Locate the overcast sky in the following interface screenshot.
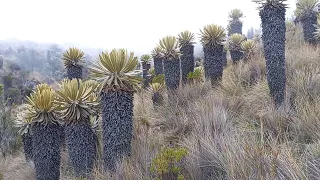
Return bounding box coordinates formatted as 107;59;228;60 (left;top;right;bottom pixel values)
0;0;296;53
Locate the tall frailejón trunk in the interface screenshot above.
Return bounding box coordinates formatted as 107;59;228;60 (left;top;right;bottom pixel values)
203;45;224;86
101;90;134;171
230;21;242;35
222;50;227;67
180;44;195;84
300;12;317;45
260;5;286;107
65;120;97;178
153;57;164;75
67;66;82;80
163;59;180;91
32;123;63;180
230;50;243;64
142;63;151;88
22;132;33;164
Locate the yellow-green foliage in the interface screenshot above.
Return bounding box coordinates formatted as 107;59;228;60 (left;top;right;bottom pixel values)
199;24;226;46
159;36;180;60
229;33;246;50
149;67;155;76
148;74;165;93
90;49;142;92
177;30;195;47
141;54;152;64
187;67;204;84
62;47;85;68
228;9;244;21
55;79;99;123
241;40;256;60
296;0;319;12
151;146;188;180
25;84;59;125
151;46;163;58
151;74;165;84
253;0;288;9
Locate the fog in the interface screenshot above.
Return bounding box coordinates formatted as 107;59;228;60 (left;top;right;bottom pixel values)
0;0;296;54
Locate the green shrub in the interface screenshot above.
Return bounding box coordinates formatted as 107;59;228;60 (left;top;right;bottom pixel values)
151;146;188;180
187;67;203;84
0;84;21;157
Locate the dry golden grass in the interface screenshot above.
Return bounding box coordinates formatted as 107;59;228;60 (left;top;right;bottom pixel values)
0;152;35;180
1;26;320;180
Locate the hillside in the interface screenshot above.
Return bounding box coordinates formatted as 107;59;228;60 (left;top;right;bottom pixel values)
0;23;319;180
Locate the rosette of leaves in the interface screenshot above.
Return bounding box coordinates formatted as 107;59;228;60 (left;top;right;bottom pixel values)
314;25;320;40
15;105;33;165
62;47;85;79
151;46;164;75
228;9;244;35
149;67;155;76
178;31;195;84
140;54;152;88
199;24;226;86
253;0;287;107
25;84;63;180
296;0;319;45
187;66;204;84
55;79;98;178
140;54;152;65
89;114;101;159
89;49;142;171
84;79;101;93
241;39;256;61
313;14;320;40
228;33;245;63
148;74;165;107
159;36;181;92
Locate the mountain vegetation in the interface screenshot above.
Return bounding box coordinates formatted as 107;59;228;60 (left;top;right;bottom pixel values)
1;1;320;180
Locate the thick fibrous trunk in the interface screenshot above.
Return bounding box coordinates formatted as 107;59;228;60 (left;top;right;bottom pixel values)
163;59;180;91
230;50;243;63
152;92;164;107
230;20;243;35
260;5;286;107
300;12;317;45
22;132;33;163
222;51;227;67
32;123;63;180
64;66;83;150
101;91;134;171
142;63;151;87
153;57;164;75
65;121;97;178
67;66;82;80
203;45;224;86
180;44;195;84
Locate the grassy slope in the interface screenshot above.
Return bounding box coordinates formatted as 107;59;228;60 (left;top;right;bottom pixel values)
1;26;320;180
